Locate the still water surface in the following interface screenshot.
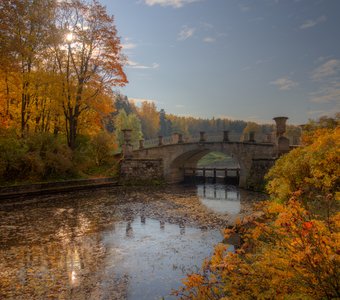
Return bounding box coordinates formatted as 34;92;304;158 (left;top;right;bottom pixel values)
0;184;265;299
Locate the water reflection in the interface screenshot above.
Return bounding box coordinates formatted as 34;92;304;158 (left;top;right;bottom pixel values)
0;188;228;300
197;184;241;214
103;217;225;300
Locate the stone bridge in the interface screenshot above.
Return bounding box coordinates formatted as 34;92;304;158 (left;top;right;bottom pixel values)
120;117;295;188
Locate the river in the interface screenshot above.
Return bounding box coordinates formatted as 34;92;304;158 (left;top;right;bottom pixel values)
0;184;267;299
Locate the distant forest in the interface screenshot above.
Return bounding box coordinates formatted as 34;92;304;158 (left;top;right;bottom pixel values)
110;94;301;144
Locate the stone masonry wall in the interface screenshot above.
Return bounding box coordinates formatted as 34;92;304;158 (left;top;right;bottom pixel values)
120;159;164;182
246;158;276;191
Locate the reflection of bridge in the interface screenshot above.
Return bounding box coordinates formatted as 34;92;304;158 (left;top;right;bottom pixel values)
120;117;296;188
197;184;241;214
184;167;240;184
197;185;240;201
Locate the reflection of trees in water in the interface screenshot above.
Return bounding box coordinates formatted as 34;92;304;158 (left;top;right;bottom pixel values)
160;220;165;230
126;221;134;238
125;215;188;236
0;199;131;299
0;229;131;299
0;187;237;299
179;223;186;235
0;234;108;298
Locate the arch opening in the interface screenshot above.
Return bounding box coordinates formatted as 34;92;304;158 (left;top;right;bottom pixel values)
168;149;243;185
190;151;240;184
197;151;239;169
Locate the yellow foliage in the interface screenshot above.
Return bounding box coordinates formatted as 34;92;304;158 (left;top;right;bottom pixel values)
176;125;340;299
176;199;340;299
266;127;339;211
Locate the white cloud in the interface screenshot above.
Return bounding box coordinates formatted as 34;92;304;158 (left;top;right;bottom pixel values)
249;17;265;23
307;110;326;116
255;56;274;65
316;56;331;63
310;59;340;105
310;82;340;103
129;98;158;105
201;22;213;29
127;60;160;69
143;0;200;8
122;43;137;50
270;77;299;90
300;15;326;30
307;106;340;118
239;3;250;12
178;26;195;41
311;59;340;81
203;37;215;43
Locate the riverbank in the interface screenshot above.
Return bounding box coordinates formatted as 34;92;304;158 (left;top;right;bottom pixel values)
0;177;118;200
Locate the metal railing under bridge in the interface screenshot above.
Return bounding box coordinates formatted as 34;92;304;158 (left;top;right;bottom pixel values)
183;167;241;185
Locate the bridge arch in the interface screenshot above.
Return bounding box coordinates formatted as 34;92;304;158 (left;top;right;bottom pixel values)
168;145;251;186
120;117;293;187
130;141;274;187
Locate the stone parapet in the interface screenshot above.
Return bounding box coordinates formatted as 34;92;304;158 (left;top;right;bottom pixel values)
120;159;164;183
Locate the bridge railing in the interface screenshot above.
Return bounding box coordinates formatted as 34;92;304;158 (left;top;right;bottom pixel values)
129;131;273;151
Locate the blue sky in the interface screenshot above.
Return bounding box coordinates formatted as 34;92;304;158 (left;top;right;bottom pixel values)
102;0;340;124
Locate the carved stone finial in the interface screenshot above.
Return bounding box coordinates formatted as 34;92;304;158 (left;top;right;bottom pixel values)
273;116;288;137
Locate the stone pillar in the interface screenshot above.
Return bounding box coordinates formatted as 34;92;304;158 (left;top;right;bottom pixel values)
172;133;179;144
139;139;144;149
199;131;206;142
158;135;163;146
122;129;133;158
299;124;306;141
223;130;229;142
273;117;289;157
299;124;307;131
273;116;288;138
293;136;299;145
266;133;272;143
249;131;255;143
178;133;183;144
277;136;290;156
122;129;132;143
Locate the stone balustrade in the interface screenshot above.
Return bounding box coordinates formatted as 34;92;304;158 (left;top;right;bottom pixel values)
121;116;297;157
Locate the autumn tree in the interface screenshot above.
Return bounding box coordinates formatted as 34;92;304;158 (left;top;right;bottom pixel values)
241;121;261;141
114;110;143;146
114;94;135;115
176;118;340;300
0;0;56;135
167;114;189;135
159;108;172;136
52;0;127;148
137;102;160;139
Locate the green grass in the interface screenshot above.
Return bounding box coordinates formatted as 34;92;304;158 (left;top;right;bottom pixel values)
197;152;234;167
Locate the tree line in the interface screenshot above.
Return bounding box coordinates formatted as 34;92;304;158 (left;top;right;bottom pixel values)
111;94;301;145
